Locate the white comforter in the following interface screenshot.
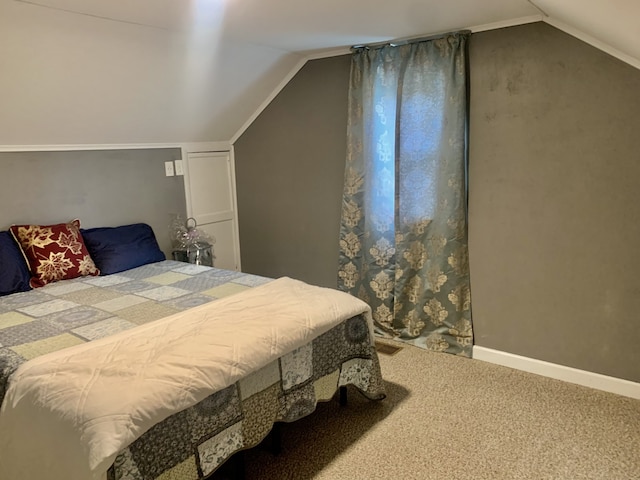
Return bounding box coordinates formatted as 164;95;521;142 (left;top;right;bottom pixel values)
0;277;372;480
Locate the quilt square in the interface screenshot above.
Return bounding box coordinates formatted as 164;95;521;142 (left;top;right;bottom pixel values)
278;383;316;423
197;422;243;478
10;333;85;360
171;263;212;275
0;312;35;329
0;348;25;399
60;287;123;306
190;385;242;435
93;295;149;313
72;317;137;341
145;272;191;286
338;358;374;392
163;294;215;311
313;370;341;402
0;320;65;348
240;383;280;447
156;456;199;480
200;269;244;281
117;263;171;280
170;276;233;292
42;306;112;331
108;280;156;294
127;411;194;480
40;281;93;296
281;343;313;390
84;275;131;287
135;286;190;301
231;275;272;287
238;360;281;400
201;283;250;299
117;302;180;325
0;290;53;311
17;299;78;318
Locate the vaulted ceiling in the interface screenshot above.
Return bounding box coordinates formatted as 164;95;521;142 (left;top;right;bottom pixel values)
0;0;638;146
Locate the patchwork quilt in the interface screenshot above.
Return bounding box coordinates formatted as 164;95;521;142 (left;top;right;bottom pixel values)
0;260;385;479
0;260;267;404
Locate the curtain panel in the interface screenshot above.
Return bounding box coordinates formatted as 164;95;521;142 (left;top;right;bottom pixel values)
337;33;472;357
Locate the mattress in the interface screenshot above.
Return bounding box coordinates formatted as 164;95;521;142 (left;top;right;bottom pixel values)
0;260;385;479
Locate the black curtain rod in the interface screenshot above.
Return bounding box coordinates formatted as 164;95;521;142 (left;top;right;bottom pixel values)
351;29;471;51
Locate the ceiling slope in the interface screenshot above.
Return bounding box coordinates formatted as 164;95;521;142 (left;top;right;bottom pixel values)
0;0;638;146
12;0;541;50
535;0;640;68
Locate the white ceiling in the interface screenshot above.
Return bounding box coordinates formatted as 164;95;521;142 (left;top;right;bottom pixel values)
13;0;541;51
1;0;639;146
534;0;640;65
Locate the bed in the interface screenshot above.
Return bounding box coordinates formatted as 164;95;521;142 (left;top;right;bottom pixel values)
0;221;385;480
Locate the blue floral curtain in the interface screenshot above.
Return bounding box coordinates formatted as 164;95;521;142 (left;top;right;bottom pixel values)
337;32;473;357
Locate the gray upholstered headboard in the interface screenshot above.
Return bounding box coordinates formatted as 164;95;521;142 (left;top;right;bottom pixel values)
0;148;187;256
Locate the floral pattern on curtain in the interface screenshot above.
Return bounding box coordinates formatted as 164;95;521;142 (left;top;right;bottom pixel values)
337;33;473;357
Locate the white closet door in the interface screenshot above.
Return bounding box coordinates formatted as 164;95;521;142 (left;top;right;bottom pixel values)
185;151;240;271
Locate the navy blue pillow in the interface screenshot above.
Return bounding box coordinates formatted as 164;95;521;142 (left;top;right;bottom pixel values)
81;223;165;275
0;231;32;296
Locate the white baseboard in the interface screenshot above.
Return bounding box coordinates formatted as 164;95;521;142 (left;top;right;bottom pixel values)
472;346;640;400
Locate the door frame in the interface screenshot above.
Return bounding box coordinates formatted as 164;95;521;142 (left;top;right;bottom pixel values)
180;142;242;271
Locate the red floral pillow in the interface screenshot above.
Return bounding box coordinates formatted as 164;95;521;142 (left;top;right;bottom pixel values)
10;219;100;288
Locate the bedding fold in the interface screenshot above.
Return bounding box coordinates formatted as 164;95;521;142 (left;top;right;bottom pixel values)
0;277;373;480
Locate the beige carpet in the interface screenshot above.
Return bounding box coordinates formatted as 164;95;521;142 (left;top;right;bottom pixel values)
220;341;640;479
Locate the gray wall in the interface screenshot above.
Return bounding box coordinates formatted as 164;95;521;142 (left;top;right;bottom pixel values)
0;149;187;256
468;23;640;382
234;55;351;288
234;23;640;382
